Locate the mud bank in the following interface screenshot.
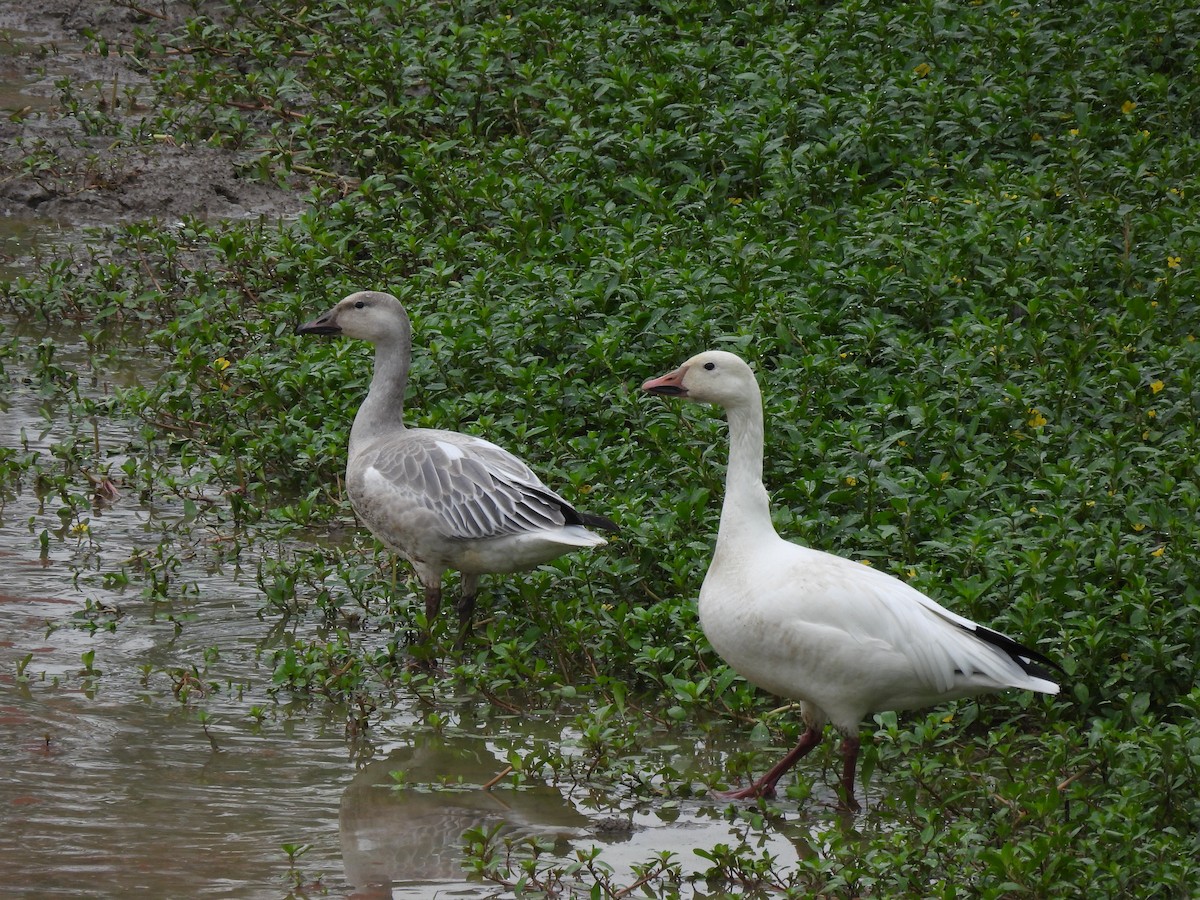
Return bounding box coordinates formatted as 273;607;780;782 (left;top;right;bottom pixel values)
0;0;306;240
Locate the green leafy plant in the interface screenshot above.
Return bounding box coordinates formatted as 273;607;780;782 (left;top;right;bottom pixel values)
3;0;1199;894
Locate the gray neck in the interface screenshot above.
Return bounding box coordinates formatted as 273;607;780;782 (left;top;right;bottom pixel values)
349;331;410;456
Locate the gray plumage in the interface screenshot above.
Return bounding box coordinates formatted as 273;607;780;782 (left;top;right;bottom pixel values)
296;290;616;646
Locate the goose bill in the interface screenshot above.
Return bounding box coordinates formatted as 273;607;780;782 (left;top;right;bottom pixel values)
641;370;688;396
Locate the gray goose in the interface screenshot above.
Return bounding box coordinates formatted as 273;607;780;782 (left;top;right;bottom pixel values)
297;290;616;646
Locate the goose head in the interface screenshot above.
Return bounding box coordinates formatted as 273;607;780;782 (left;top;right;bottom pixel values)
641;350;759;410
295;290;411;344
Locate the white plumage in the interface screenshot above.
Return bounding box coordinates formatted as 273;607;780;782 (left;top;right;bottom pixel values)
642;349;1059;810
296;291;616;646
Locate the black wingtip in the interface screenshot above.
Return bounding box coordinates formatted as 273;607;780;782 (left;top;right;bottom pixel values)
533;485;619;533
963;622;1065;680
576;510;619;533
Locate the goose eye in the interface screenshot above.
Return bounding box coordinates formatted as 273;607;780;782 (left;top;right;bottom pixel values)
354;301;366;309
704;362;716;371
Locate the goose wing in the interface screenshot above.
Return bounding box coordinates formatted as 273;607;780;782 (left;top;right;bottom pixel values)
795;548;1059;694
363;430;576;541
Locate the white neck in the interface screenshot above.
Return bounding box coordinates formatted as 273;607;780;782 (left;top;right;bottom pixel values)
714;388;778;551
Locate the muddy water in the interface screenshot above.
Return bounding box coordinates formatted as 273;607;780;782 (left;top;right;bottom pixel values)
0;54;828;900
0;325;829;897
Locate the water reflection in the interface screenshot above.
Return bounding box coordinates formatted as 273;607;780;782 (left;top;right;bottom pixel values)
1;685;351;898
1;263;830;900
0;216;67;280
340;732;590;896
0;321;351;897
0;27;57;116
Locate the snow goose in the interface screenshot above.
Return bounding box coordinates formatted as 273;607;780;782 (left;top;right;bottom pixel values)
296;290;617;647
641;350;1060;810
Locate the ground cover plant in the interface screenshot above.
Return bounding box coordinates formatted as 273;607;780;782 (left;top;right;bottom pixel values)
3;0;1199;895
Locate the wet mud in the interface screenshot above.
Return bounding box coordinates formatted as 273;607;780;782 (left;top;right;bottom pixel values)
0;6;835;896
0;0;306;242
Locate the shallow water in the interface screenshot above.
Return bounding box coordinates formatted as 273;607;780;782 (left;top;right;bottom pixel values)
0;312;847;899
0;60;837;898
0;26;58;114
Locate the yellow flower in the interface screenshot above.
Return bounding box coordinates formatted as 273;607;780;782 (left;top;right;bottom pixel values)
845;475;858;487
69;522;90;537
1085;500;1096;508
914;62;932;77
728;197;743;205
1133;523;1146;532
214;357;232;371
939;471;950;482
1167;255;1181;269
1122;100;1137;114
907;568;917;579
1151;546;1165;558
1027;408;1048;427
1031;132;1043;142
1029;506;1038;515
1150;379;1164;394
1069;128;1080;136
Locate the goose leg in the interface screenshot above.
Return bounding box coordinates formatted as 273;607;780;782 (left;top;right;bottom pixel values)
423;582;442;624
399;581;443;671
838;734;862;811
454;573;480;650
714;725;824;800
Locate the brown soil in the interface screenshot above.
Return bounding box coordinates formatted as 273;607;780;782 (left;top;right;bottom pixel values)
0;1;306;236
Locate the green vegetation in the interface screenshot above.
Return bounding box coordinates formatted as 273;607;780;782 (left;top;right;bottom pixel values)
3;0;1199;895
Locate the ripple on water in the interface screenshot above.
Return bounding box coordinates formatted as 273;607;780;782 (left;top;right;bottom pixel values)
0;320;833;898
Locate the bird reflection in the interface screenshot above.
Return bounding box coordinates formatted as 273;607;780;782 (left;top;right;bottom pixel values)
340;732;590;895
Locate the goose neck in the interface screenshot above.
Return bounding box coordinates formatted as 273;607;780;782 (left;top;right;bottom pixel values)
716;397;776;544
350;337;410;454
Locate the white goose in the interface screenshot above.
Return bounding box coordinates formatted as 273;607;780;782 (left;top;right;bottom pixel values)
642;350;1060;810
296;291;617;646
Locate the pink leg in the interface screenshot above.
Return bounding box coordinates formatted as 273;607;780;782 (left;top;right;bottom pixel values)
714;725;824;800
839;734;862;811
